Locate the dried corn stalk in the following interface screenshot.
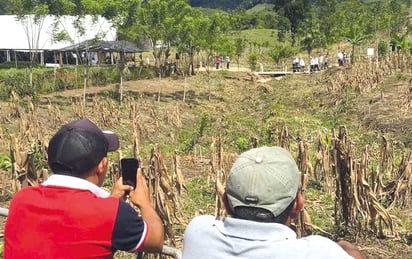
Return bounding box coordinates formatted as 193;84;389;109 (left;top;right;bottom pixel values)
314;131;333;193
295;141;313;237
149;144;183;246
173;150;187;197
278;121;290;149
332;125;395;238
10;136;46;192
386;151;412;209
71;97;85;118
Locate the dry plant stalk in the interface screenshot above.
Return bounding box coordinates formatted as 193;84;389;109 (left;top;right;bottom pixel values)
209;136;227;218
385;151;412;209
47;99;62;128
332;125;395;238
328;58;399;93
148;144;184;246
173;150;187;197
377;136;395;194
7;91;21;119
314;131;333;193
278;121;290;149
71;97;84;118
132;116;142;158
167;103;183;127
295;141;313;237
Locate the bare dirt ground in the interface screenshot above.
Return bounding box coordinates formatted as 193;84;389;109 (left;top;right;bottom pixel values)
0;67;411;258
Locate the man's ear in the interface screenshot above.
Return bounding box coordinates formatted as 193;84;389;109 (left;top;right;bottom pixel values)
222;192;234;215
289;192;305;219
97;157;108;176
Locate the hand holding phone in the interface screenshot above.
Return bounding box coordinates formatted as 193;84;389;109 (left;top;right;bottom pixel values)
120;158;139;189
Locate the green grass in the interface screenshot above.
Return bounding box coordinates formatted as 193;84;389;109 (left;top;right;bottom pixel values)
304;184;336;233
246;4;276;14
182;175;216;218
231;29;279;47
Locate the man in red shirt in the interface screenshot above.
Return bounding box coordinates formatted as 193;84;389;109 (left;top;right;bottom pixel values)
4;118;164;258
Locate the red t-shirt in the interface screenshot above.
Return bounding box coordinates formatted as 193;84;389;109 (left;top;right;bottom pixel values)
4;176;147;259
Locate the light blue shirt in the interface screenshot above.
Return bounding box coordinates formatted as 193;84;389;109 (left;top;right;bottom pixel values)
182;215;353;259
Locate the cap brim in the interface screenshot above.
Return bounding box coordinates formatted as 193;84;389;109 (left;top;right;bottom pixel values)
102;130;119;151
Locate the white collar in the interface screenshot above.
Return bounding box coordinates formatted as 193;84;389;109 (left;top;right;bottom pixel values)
41;174;110;198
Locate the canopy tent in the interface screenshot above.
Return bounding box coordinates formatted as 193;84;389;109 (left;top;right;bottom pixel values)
59;40;143;53
57;39;144;65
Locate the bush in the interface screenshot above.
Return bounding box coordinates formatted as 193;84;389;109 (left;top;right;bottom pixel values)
248;52;259;71
378;41;388;56
0;65;158;100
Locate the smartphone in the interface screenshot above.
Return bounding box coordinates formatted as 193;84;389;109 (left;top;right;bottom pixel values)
120;158;139;189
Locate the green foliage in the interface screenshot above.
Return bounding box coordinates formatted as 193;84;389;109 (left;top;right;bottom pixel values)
183;175;215;217
0;61;32;69
268;43;298;64
179;112;210;152
89;67;115;86
248;52;259;71
0;66;127;100
378;40;389;56
0;154;12;170
305;184;336;231
391;31;412;53
235;136;249;152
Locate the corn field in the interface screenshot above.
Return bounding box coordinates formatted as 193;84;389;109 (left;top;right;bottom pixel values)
0;56;410;258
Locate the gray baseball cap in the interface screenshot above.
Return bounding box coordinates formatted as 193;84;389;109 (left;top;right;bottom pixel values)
226;146;300;217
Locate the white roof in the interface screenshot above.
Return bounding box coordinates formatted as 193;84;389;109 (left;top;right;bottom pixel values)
0;15;116;50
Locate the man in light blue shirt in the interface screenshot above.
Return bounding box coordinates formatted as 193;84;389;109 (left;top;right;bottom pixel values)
182;146;366;259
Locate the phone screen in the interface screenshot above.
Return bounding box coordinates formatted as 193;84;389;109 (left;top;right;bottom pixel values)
120;158;139;189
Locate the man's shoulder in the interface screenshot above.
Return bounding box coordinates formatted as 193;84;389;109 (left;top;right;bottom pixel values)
9;185;39;202
298;235;353;258
187;214;217;227
185;215;220;233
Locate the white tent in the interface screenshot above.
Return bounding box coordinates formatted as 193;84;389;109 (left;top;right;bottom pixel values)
0;15;116;65
0;15;116;51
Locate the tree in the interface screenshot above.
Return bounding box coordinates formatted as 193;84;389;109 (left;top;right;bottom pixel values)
273;0;312;45
297;13;326;56
331;0;371;60
0;0;10;14
390;30;412;70
268;42;297;66
344;30;370;64
8;0;53;88
135;0;192;73
234;38;247;72
313;0;338;45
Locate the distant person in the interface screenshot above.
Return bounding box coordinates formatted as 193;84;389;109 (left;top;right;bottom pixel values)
226;56;231;69
293;57;300;72
215;56;220;69
324;54;329;69
299;58;306;72
319;55;324;70
314;56;320;71
4;118;164;258
338;51;344;66
310;56;316;72
182;146;366;259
